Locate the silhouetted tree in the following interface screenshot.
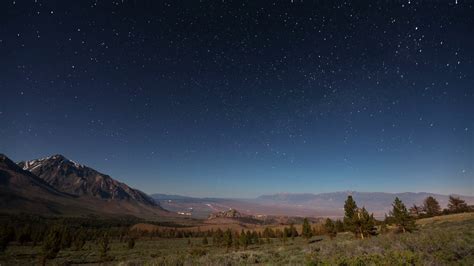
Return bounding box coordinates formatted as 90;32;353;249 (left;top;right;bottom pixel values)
98;233;110;260
389;197;416;233
60;226;72;249
223;229;233;250
17;225;32;245
343;196;375;238
324;218;337;239
409;204;422;217
0;224;15;252
448;196;469;213
380;221;388;234
343;195;358;232
423;196;441;216
0;227;10;252
335;220;344;232
302;218;313;239
127;237;135;249
73;229;86;251
213;228;223;246
357;207;377;238
239;229;248;249
262;227;275;238
288;224;298;239
41;228;61;265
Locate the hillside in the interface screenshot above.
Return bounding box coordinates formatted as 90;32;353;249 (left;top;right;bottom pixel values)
18;154;157;206
0;153;169;219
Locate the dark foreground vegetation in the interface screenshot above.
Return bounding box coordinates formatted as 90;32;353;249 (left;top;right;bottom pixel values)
0;195;472;265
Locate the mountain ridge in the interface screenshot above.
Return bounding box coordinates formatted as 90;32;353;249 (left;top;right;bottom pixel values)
18;154;157;206
0;153;170;219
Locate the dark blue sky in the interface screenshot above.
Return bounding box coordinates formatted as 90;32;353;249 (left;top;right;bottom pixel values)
0;1;472;197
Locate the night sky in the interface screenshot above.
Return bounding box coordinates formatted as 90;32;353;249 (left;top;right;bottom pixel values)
0;1;472;197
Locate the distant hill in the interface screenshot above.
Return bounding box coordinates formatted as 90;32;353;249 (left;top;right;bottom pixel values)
152;191;474;218
151;193;198;201
0;153;169;219
256;191;474;216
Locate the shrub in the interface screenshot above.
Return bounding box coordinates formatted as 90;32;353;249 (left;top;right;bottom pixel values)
127;237;135;249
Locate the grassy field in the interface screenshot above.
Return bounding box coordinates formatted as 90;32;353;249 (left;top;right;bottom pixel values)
1;213;473;265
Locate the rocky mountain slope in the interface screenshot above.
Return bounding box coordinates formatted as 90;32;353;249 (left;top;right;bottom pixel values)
0;153;168;219
0;153;90;215
18;154;156;206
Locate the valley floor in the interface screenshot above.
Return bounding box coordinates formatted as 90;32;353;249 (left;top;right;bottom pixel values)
1;213;473;265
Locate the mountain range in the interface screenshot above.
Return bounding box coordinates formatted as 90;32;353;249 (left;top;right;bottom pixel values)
0;153;168;219
2;152;472;220
154;191;474;219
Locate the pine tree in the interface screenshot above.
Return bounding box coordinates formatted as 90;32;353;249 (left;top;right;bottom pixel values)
127;237;135;249
335;220;344;232
409;204;422;217
98;233;110;260
343;195;358;232
18;225;32;246
239;229;248;249
324;218;337;239
389;197;416;233
0;225;13;253
423;196;441;217
60;226;72;249
213;228;223;246
352;207;376;239
233;232;240;249
448;196;469;213
41;228;61;265
289;224;298;239
380;221;388;234
262;227;275;238
73;229;86;251
302;218;313;239
223;229;233;250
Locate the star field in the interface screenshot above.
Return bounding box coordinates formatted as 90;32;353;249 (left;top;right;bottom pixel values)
0;1;472;197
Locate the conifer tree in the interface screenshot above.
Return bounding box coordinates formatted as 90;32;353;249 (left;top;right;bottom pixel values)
343;195;358;232
324;218;337;239
233;233;240;249
73;229;86;251
335;220;344;232
389;197;416;233
18;225;32;246
127;237;135;249
360;209;377;237
448;196;469;213
223;229;233;250
409;204;422;217
289;224;298;239
41;228;61;265
423;196;441;216
302;218;313;239
98;233;110;260
380;221;388;234
0;225;13;253
239;229;248;249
